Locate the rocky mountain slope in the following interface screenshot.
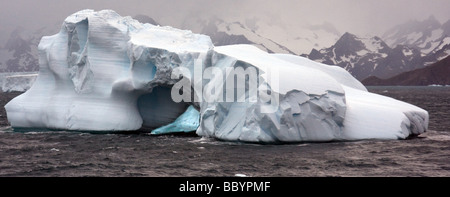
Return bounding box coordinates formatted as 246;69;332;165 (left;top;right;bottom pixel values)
362;55;450;86
308;17;450;80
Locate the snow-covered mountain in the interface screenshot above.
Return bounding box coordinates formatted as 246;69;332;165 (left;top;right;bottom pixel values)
0;28;39;72
383;16;450;58
180;16;341;55
423;36;450;65
308;16;450;80
307;32;424;80
193;17;295;54
0;25;58;72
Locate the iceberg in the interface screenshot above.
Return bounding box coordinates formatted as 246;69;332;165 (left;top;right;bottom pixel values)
5;9;212;131
1;73;38;92
5;10;429;143
271;54;428;140
196;45;348;142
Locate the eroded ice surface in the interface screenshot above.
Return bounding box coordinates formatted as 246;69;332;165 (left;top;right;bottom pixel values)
5;10;429;143
196;45;347;142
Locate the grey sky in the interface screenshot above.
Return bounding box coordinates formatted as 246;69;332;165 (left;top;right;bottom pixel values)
1;0;450;45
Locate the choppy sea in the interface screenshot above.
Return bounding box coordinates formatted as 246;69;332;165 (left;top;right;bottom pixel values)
0;86;449;176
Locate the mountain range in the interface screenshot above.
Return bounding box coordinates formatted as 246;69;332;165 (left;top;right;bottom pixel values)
1;15;449;84
179;16;341;55
307;33;426;80
0;28;40;72
307;16;450;80
362;55;450;86
383;16;450;56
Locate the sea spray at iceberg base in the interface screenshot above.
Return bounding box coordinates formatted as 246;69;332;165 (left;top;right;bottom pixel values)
5;10;429;143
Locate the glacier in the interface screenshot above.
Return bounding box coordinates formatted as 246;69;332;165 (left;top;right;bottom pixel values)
5;10;429;143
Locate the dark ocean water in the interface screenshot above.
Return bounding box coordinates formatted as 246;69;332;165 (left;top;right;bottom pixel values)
0;86;449;177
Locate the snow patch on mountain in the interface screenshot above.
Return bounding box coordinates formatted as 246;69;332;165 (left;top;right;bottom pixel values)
383;16;450;55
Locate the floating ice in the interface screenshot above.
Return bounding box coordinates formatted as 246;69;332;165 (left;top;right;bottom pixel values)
1;73;37;92
5;9;212;131
196;45;348;142
5;10;429;143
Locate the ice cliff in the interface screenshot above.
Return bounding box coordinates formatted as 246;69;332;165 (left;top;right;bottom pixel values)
5;10;429;143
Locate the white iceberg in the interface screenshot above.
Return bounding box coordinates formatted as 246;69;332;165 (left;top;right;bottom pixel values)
1;73;38;92
5;9;212;131
271;54;428;140
196;45;348;142
5;10;429;143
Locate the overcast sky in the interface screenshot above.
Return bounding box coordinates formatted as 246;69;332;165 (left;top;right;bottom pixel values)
1;0;450;45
